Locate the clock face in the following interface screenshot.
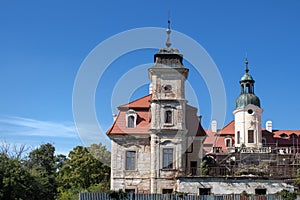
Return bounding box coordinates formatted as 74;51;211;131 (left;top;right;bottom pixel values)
163;84;172;92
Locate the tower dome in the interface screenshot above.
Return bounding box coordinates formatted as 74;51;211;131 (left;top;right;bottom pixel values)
235;59;261;109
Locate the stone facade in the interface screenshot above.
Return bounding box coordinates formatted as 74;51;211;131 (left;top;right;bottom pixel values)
107;44;206;194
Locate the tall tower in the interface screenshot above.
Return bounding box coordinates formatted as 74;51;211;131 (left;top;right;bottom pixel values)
233;59;263;148
148;21;189;193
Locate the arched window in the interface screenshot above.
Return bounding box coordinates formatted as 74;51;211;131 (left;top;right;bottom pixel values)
126;109;137;128
225;138;232;147
127;116;135;128
165;110;172;124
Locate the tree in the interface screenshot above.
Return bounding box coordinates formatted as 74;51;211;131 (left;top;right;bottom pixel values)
0;153;37;199
26;143;58;200
57;145;110;198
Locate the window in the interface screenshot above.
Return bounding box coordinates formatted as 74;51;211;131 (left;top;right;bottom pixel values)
163;84;172;92
162;189;173;194
163;148;173;169
127;116;135;128
126;151;136;170
237;131;240;144
225;138;231;147
248;130;254;143
291;133;297;138
199;188;211;195
262;138;266;146
280;133;288;138
190;161;197;175
255;188;266;195
125;189;136;193
165;110;172;124
126;109;137;128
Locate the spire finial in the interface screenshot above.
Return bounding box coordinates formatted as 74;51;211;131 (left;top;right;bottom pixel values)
245;57;249;73
166;16;171;48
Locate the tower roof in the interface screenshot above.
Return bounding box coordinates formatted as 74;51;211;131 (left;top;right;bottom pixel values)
240;58;254;82
235;58;261;109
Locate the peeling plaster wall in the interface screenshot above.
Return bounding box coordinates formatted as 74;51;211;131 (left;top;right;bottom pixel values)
179;178;295;195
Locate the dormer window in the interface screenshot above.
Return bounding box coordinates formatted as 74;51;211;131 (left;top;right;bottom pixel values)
225;138;232;147
291;133;297;139
126;109;137;128
280;133;288;139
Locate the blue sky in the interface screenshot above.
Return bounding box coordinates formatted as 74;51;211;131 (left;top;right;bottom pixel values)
0;1;300;154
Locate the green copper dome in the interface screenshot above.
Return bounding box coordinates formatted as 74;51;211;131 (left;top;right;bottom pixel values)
235;59;261;109
235;93;261;109
240;73;254;82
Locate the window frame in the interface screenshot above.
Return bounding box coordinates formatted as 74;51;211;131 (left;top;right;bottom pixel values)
164;110;173;125
225;138;232;147
248;130;254;143
126;109;137;128
125;151;136;170
162;148;174;169
237;131;240;144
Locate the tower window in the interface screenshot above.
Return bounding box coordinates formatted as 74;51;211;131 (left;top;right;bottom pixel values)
162;148;173;169
248;109;253;115
163;84;172;92
248;130;254;143
237;131;240;144
165;110;172;124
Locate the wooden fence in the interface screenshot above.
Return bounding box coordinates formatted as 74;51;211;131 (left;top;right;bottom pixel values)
79;193;289;200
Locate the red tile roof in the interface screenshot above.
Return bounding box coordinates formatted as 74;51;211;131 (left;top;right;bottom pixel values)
219;120;235;135
107;94;206;137
107;95;151;135
203;119;300;152
118;94;151;109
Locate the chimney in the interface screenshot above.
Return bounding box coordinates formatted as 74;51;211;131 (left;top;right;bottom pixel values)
149;83;153;94
211;120;217;133
266;120;272;132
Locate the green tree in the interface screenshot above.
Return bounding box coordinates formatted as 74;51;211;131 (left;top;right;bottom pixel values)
27;143;58;200
0;153;37;199
57;145;110;198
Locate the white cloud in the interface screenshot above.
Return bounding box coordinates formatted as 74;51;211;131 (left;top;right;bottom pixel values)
0;116;77;138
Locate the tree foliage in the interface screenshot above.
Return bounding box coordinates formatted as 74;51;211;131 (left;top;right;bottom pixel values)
57;145;110;197
0;142;111;200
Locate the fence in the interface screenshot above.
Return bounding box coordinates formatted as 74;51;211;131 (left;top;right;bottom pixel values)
79;193;290;200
